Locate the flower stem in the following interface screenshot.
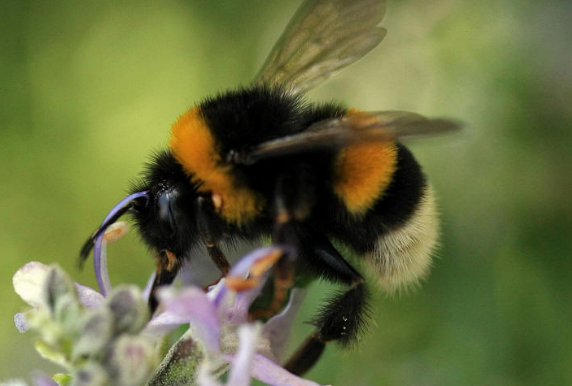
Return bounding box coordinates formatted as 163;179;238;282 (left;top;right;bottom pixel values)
146;332;204;386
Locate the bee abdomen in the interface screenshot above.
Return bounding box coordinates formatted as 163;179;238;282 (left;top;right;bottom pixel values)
365;184;439;293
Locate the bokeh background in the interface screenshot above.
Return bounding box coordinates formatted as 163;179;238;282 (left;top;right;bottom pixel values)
1;0;571;384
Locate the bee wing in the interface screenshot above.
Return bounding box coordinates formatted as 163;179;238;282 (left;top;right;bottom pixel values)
229;111;461;165
254;0;387;94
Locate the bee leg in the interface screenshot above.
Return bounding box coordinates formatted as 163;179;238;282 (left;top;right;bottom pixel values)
196;196;231;277
149;249;183;313
266;214;298;321
272;169;317;241
206;243;230;276
284;287;368;376
202;244;231;290
284;227;368;376
248;172;310;319
285;281;368;375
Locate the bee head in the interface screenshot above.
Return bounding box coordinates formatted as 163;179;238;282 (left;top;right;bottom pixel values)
129;150;203;258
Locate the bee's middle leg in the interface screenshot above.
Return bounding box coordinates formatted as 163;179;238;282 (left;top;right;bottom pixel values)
249;172;314;319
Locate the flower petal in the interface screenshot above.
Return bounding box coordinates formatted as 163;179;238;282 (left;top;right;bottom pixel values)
228;247;282;278
74;283;104;309
44;267;78;317
31;372;58;386
223;247;284;324
147;286;221;352
92;221;131;299
143;310;191;337
93;236;112;297
92;192;149;296
13;262;51;308
250;354;323;386
14;312;29;333
263;288;306;361
225;279;266;325
207;277;228;304
142;272;156;302
226;324;262;386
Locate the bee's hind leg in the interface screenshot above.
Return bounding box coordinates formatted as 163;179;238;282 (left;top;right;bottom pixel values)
283;226;369;376
251;173;369;374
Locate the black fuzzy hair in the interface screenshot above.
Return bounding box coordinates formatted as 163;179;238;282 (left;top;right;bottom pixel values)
128;150;201;257
312;283;371;347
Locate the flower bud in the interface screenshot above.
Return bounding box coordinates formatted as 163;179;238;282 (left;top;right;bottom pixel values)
72;363;108;386
72;309;114;360
106;286;149;335
104;335;156;386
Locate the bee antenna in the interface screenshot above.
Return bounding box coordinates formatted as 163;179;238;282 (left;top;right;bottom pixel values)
78;191;150;269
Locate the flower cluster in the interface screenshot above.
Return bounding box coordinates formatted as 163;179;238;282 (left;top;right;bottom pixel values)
8;222;324;386
13;262;155;386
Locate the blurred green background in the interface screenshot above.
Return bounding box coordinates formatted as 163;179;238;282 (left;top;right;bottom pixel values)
2;0;571;384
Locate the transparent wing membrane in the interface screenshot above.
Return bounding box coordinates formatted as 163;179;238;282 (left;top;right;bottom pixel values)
255;0;387;93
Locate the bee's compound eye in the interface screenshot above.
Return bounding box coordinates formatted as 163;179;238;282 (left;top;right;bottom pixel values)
157;188;179;236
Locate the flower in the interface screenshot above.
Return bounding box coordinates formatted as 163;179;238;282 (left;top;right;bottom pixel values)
145;247;317;386
12;221;161;385
12;260;157;385
11;219;325;386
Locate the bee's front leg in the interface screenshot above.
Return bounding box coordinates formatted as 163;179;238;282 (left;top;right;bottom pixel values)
196;195;231;280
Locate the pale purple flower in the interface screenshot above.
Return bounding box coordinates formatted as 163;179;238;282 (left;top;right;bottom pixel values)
12;216;323;386
12;221;129;334
90;191;149;297
13;262;105;333
145;246;320;386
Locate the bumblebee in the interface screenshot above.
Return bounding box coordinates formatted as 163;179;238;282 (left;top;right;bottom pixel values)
80;0;459;375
